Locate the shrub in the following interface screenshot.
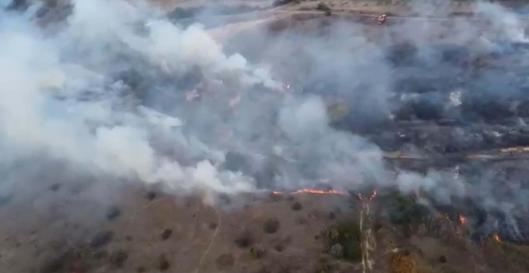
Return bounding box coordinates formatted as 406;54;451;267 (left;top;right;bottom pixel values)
326;222;362;262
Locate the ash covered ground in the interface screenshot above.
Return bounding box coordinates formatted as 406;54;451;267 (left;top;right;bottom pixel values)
3;0;529;273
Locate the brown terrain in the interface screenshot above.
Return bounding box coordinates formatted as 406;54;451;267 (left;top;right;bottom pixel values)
2;175;529;273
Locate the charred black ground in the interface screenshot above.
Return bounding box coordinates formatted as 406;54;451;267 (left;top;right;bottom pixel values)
217;15;529;245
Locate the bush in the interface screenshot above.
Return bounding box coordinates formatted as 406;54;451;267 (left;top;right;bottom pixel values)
388;195;429;227
263;218;280;234
316;2;332;16
326;222;362;262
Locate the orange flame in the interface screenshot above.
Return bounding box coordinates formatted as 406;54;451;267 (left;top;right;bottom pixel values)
271;188;380;199
292;188;348;196
492;233;502;243
271;188;348;197
458;214;467;225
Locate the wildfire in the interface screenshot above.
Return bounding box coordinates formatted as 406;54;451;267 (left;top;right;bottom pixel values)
271;188;348;196
271;188;379;199
292;188;348;196
492;233;502;243
357;190;378;202
458;214;467;225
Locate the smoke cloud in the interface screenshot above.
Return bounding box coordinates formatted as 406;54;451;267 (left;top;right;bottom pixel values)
1;0;529;240
0;0;276;203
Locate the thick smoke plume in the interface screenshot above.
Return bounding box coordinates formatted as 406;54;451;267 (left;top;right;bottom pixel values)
0;0;286;203
1;0;529;241
1;0;389;202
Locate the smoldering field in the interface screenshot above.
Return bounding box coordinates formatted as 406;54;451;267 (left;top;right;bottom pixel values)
2;0;529;264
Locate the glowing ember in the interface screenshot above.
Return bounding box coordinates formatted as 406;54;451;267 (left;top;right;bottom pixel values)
492;233;502;243
458;214;467;225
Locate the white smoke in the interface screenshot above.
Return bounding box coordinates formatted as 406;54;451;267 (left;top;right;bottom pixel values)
476;2;529;43
1;0;529;216
277;96;388;189
0;0;271;201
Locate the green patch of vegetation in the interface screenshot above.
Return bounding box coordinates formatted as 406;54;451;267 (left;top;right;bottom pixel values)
326;221;362;262
387;194;429;227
